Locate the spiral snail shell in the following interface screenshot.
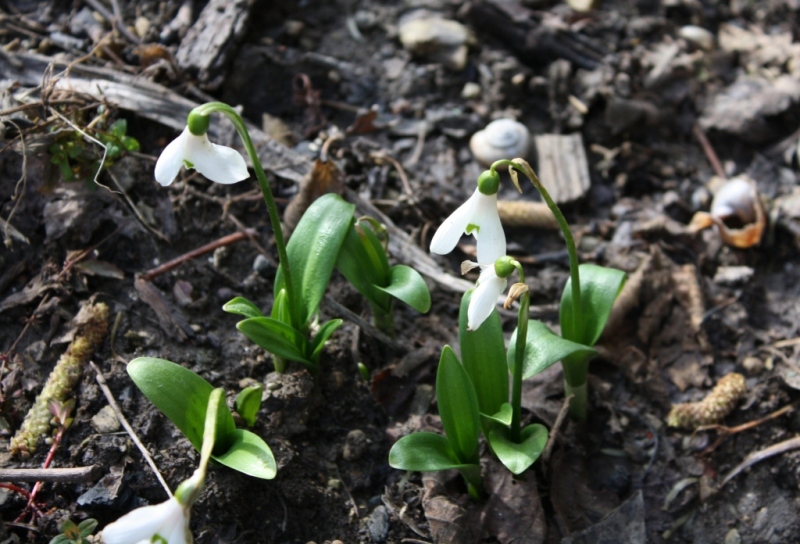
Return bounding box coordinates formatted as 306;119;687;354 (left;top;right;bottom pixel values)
469;119;530;167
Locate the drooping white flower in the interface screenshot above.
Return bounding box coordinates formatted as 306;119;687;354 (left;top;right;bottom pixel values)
101;496;191;544
430;187;505;265
154;127;249;187
466;263;509;330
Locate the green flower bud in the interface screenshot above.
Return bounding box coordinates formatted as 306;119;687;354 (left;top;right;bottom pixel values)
187;112;210;136
494;256;517;278
477;170;500;195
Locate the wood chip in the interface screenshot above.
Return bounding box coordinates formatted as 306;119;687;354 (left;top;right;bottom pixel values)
534;133;591;203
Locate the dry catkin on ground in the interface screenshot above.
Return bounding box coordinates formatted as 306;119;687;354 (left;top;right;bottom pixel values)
10;301;109;457
667;373;746;430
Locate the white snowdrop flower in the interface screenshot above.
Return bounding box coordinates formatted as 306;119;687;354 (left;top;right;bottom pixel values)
154;126;249;187
430;171;506;264
101;496;191;544
463;259;513;331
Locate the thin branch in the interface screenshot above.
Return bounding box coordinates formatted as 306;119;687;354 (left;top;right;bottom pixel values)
89;361;172;497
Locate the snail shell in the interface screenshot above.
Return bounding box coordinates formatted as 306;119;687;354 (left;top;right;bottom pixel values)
710;176;759;225
469;119;530;167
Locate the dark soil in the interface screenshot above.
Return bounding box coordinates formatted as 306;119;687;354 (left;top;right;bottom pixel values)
1;0;800;543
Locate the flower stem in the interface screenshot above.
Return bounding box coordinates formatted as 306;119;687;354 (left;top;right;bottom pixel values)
511;289;529;443
491;159;588;419
192;103;297;329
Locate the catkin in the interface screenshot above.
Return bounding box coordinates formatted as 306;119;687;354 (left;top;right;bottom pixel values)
10;302;109;457
667;373;746;430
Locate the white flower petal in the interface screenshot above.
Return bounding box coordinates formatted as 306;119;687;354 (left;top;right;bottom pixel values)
430;189;480;255
184;133;249;185
102;498;185;544
154;128;191;187
467;267;507;330
472;191;505;264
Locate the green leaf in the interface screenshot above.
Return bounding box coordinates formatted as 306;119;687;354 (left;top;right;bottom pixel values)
374;265;431;313
205;388;229;461
275;193;355;325
121;135;140;152
236;317;310;364
235;384;263;427
560;264;626;347
49;535;71;544
109;119;127;139
127;358;235;454
270;288;292;325
223;296;264;319
309;318;343;363
459;291;509;427
508;320;597;379
482;403;513;426
212;429;277;479
336;219;377;299
77;519;98;538
389;432;474;472
488;424;548;475
436;346;481;464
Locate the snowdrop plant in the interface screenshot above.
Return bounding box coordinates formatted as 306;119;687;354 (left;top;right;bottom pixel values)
336;216;431;335
390;158;625;490
127;358;276;479
101;388;225;544
157;102;356;374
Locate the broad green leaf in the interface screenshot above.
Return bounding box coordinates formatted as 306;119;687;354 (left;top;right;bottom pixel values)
560;264;626;347
236;317;310;364
235;384;263;427
436;346;481;464
459;291;508;426
270;288;292;325
213;429;277;480
127;358;235;454
336;219;375;298
204;388;229;461
481;403;513;426
49;536;70;544
508;320;597;379
389;432;473;472
275;193;355;325
110;119;127;139
375;265;432;313
77;519;98;537
488;424;548;475
309;318;343;363
223;296;264;319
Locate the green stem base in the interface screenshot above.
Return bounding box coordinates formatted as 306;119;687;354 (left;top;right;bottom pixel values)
564;381;587;421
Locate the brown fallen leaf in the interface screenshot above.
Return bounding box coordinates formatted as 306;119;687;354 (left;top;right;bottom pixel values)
481;457;546;544
421;472;480;544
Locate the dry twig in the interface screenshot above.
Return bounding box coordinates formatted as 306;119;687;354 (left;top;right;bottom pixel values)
89;361;171;496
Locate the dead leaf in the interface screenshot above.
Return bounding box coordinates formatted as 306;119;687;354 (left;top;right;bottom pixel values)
421;472;480;544
133;277;193;341
699;75;800;142
283;159;344;233
481;458;546;544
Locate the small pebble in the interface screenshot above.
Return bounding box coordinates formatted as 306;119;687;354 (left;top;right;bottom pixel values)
367;505;390;542
724;528;741;544
679;25;715;51
343;429;368;461
742;356;764;375
253;254;271;275
91;405;121;433
461;82;481;99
